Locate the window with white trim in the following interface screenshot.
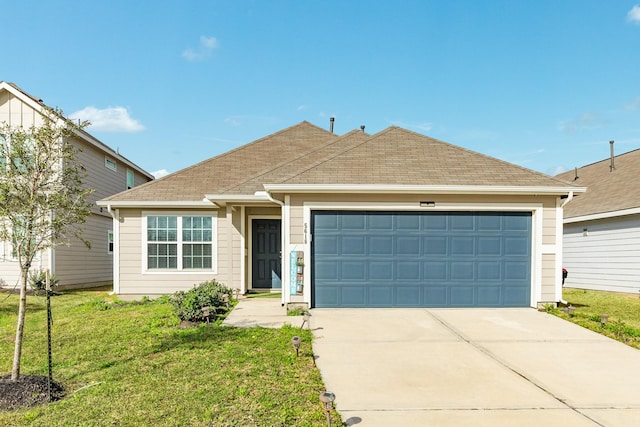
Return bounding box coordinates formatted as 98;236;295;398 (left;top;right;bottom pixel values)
145;215;215;271
105;157;117;171
126;169;134;189
108;230;114;254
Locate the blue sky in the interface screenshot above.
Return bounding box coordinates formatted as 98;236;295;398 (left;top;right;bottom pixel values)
2;1;639;179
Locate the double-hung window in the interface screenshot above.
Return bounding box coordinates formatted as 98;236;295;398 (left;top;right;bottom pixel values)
146;215;215;271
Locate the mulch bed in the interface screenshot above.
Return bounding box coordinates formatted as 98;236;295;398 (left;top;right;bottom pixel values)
0;375;64;411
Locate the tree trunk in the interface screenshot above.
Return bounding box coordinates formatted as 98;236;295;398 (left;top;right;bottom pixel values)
11;267;29;380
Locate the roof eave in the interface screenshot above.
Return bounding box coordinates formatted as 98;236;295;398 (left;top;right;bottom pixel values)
96;200;216;209
263;184;586;196
564;206;640;224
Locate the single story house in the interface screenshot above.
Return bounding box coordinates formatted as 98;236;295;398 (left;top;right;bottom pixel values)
98;121;584;308
556;143;640;294
0;82;154;289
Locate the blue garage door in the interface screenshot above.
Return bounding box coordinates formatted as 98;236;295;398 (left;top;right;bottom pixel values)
312;211;531;308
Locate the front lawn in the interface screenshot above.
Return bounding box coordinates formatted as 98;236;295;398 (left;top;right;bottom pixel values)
551;288;640;349
0;289;335;426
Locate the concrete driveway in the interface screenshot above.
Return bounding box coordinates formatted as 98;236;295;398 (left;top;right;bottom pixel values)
310;308;640;427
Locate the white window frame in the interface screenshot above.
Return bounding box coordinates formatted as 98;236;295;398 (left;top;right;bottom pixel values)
105;157;117;171
142;212;217;274
107;230;114;254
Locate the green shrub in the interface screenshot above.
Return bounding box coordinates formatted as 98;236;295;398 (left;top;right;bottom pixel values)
28;269;59;292
170;279;233;322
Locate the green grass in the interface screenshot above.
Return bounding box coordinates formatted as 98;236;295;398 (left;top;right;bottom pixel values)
550;288;640;349
0;289;338;426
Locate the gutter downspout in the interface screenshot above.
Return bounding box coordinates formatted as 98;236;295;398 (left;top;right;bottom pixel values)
558;191;574;305
265;191;286;307
105;204;119;295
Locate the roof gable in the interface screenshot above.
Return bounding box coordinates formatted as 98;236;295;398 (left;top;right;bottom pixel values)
556;148;640;219
107;121;337;201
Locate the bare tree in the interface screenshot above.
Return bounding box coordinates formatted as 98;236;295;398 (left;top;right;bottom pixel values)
0;108;93;380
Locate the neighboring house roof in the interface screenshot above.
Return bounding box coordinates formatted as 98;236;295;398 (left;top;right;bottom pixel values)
0;81;154;180
101;122;582;207
556;147;640;221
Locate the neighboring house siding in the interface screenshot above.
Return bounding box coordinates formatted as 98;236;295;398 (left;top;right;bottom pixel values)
0;86;152;290
116;208;231;297
54;214;113;286
564;214;640;294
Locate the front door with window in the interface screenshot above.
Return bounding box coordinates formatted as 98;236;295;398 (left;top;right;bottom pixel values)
251;219;282;289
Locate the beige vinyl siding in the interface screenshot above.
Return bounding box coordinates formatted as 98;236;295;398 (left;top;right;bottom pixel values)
117;208;231;297
541;253;557;302
0;91;43;127
54;214;113;287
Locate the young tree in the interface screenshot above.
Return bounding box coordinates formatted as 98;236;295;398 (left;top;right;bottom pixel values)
0;108;93;380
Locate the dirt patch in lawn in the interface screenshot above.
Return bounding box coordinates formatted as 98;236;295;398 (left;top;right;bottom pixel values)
0;375;64;411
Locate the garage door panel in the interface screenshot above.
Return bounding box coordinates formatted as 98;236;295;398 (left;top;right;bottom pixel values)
315;261;338;280
342;286;366;306
424;261;446;279
369;286;394;306
424;236;447;255
505;237;530;255
477;286;502;305
504;287;529;305
397;261;421;280
342;236;365;254
369;236;393;254
369;261;393;280
451;236;474;255
341;261;366;280
315;286;339;306
314;235;338;255
396;286;420;306
397;236;420;254
450;262;474;280
478;262;501;280
312;211;531;308
450;286;475;306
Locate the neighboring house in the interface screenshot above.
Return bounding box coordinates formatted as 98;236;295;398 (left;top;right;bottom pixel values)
0;82;154;289
556;144;640;294
98;121;584;309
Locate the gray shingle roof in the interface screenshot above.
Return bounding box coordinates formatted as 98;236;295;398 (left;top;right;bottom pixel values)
104;122;579;203
556;148;640;219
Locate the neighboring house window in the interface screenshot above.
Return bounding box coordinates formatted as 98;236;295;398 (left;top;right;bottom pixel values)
0;134;35;173
126;169;134;189
0;134;6;171
145;215;215;271
105;157;117;171
108;230;114;254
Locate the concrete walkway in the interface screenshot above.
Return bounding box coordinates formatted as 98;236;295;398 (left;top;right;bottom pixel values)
221;300;640;426
310;308;640;427
222;296;293;328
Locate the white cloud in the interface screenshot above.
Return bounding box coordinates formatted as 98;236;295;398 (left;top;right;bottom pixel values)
182;36;218;61
625;97;640;110
70;106;145;132
627;5;640;24
297;105;308;111
224;117;241;126
558;112;606;134
151;169;170;179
